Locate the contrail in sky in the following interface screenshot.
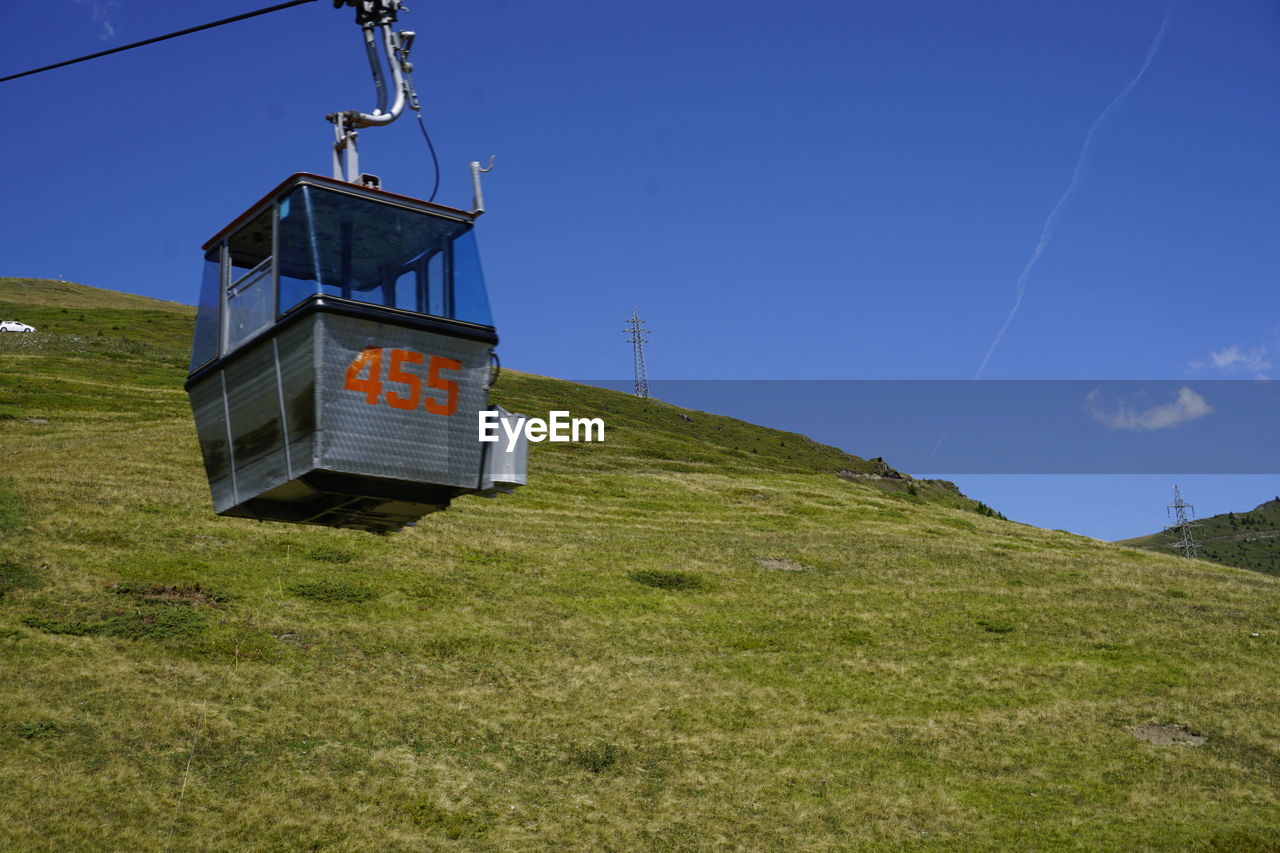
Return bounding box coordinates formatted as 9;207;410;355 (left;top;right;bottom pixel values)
972;8;1173;380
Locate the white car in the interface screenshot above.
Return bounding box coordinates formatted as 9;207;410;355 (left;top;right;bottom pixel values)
0;320;37;333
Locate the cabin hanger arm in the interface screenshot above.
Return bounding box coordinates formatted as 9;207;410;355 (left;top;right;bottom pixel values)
327;0;419;184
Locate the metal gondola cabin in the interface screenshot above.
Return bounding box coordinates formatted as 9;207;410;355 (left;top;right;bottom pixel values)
184;0;526;533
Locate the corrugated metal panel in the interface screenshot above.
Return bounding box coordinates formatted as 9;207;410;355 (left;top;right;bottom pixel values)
316;313;489;490
187;308;501;532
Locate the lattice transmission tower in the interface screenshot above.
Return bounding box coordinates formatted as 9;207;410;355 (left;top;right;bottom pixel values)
1166;484;1201;559
624;307;650;398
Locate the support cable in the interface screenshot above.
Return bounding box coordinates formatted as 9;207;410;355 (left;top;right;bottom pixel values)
0;0;320;84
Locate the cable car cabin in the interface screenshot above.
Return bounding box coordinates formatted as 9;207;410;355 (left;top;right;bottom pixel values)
184;173;526;533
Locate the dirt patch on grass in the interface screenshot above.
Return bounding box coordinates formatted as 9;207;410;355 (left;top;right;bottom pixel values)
757;558;811;572
111;582;227;606
271;630;312;648
1131;723;1206;746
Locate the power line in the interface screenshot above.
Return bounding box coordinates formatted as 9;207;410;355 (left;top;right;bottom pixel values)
0;0;320;85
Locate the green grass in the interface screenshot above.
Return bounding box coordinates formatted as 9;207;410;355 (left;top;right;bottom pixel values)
286;578;380;603
628;569;706;590
0;276;194;313
0;559;40;599
0;279;1278;849
1120;498;1280;577
0;480;25;535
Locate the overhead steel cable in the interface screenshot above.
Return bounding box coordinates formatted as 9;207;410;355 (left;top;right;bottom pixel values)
0;0;320;84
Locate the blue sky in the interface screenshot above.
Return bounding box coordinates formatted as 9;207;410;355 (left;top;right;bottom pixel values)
2;0;1278;540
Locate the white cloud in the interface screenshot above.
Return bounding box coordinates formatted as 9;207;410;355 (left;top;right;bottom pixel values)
74;0;121;42
1085;386;1213;432
1192;344;1272;377
1210;345;1271;374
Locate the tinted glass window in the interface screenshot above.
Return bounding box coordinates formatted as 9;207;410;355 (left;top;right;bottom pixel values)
451;231;492;327
224;208;276;353
427;250;446;317
228;209;272;283
225;260;273;352
393;269;419;312
276;185;492;326
190;249;221;371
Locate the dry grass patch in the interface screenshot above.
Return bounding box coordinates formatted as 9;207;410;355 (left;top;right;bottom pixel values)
1131;723;1207;747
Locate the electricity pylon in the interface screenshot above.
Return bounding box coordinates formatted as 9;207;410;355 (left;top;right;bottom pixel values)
1166;484;1201;559
624;307;649;398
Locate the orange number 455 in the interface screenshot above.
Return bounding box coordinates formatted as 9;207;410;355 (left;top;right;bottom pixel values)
344;346;460;415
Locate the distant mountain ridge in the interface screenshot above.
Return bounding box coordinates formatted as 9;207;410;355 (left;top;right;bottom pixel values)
1119;498;1280;577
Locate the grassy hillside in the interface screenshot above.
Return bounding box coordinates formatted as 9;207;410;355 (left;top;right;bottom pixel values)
1119;499;1280;578
0;276;193;314
1;281;1279;850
